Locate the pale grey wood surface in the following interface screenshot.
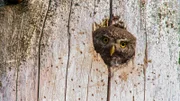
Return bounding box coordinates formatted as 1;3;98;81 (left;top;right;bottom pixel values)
109;0;145;101
0;1;49;101
0;0;179;101
39;0;70;101
145;1;180;101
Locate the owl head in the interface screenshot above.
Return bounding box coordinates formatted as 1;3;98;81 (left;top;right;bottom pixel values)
93;25;136;67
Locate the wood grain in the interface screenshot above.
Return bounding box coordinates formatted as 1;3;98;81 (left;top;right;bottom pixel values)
145;1;180;101
0;0;49;100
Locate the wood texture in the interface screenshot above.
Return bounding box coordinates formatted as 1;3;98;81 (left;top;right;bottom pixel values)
145;1;180;101
0;0;179;101
108;0;145;101
0;1;49;101
38;0;70;100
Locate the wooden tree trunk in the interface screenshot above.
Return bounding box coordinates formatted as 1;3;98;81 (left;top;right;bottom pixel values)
0;0;179;101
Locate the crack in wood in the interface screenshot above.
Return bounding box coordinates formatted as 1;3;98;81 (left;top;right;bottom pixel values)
107;68;111;101
37;0;51;101
143;43;147;101
133;96;135;101
64;0;73;101
108;0;113;26
86;60;93;101
15;59;20;101
143;28;148;101
107;0;113;101
140;0;148;101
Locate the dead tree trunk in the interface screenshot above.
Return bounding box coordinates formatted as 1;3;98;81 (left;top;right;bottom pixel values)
0;0;179;101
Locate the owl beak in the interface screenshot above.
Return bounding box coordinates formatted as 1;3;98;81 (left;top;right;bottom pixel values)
110;45;115;56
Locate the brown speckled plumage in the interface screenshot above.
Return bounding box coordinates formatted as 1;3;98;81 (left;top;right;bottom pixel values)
93;25;136;67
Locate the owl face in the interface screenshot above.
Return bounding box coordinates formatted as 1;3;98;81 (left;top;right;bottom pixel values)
93;26;136;67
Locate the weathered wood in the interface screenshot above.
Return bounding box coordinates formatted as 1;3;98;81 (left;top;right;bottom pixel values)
109;0;145;101
66;0;108;101
87;0;109;101
39;0;110;101
38;0;70;101
0;0;49;100
145;1;180;101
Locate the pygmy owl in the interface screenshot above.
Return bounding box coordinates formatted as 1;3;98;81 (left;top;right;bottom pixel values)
93;25;136;67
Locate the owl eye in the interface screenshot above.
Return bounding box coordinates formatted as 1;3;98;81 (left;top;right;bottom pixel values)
120;41;127;48
102;37;109;44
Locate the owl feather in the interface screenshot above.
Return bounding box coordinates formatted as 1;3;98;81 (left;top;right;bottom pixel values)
93;18;136;67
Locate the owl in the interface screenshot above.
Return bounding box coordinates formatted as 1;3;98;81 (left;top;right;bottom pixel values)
93;24;136;67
